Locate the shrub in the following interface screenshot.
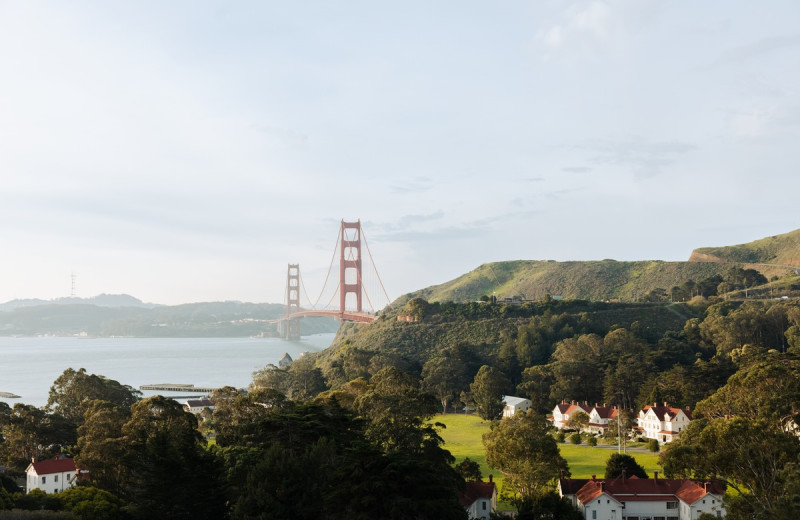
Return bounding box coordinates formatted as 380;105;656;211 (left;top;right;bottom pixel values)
556;432;566;443
569;433;582;445
648;439;660;453
588;436;598;447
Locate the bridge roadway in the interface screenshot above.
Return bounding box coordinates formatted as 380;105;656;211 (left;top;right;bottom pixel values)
285;309;376;323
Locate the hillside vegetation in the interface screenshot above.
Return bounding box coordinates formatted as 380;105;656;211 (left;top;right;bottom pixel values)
689;227;800;267
397;229;800;305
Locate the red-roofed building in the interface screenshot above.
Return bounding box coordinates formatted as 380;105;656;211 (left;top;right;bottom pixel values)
559;473;725;519
458;475;497;520
25;456;83;494
636;402;693;444
552;401;591;429
586;404;620;435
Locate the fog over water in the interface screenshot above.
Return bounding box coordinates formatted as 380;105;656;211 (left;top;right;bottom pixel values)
0;334;335;407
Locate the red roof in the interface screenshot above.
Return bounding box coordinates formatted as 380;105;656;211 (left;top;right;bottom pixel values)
592;406;618;419
566;476;723;506
29;457;76;476
642;404;691;422
459;481;496;507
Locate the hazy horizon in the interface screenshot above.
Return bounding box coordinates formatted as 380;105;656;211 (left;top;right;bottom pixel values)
2;2;799;306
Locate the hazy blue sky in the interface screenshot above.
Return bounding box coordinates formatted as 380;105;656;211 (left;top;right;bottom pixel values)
1;1;799;306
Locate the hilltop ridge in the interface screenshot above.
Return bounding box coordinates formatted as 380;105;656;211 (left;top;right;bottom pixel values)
689;228;800;267
398;228;800;305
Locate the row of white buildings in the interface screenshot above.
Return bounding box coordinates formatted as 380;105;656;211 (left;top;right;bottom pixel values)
551;400;693;444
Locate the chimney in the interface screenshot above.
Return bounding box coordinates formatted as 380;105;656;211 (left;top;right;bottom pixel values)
591;474;596;481
621;470;626;480
653;402;657;407
654;471;658;482
489;474;493;483
664;401;668;407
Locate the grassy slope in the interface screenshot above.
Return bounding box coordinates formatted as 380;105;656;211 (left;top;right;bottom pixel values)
436;413;661;506
399;260;733;305
393;229;800;306
690;228;800;267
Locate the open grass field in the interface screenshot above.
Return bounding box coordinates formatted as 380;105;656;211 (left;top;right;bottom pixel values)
435;413;662;498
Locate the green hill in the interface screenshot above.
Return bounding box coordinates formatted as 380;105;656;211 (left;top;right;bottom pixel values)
399;260;728;304
395;229;800;305
689;228;800;267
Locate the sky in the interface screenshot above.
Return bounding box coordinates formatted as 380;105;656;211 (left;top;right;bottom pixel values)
1;1;799;307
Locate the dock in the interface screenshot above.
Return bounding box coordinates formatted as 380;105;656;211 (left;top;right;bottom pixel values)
139;384;217;393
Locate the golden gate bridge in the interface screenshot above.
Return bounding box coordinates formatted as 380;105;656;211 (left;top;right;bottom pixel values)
275;219;393;340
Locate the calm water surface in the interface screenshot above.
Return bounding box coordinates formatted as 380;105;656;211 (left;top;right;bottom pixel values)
0;334;335;407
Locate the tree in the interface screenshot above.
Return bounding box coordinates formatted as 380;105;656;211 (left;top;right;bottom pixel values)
455;458;482;482
55;486;125;520
470;365;510;420
483;411;569;503
121;396;226;520
660;416;800;517
604;453;648;479
287;355;327;401
355;367;441;454
0;403;75;473
565;410;589;431
75;400;128;495
422;355;469;413
46;368;140;425
516;491;583;520
517;365;555;414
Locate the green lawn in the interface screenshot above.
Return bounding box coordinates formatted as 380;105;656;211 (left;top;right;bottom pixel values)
435;413;662;498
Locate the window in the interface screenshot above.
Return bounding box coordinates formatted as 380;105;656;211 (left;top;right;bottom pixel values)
592;511;597;519
667;517;678;520
666;501;678;509
482;501;486;511
54;475;58;483
41;476;46;484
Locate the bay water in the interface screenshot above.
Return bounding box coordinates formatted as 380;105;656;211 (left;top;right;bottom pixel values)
0;334;335;408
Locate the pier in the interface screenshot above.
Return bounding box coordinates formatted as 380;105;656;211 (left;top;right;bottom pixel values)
139;384;217;393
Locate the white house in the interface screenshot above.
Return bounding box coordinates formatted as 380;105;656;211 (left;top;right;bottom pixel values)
552;401;590;429
184;398;216;415
636;402;692;444
502;396;532;417
559;473;726;519
26;456;81;494
585;405;619;435
459;476;497;520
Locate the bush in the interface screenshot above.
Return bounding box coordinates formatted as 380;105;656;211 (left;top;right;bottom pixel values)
569;433;582;445
556;432;566;443
648;439;660;453
588;436;598;447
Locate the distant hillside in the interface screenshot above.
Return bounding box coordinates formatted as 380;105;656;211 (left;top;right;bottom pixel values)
0;299;338;337
397;229;800;305
398;260;730;304
689;228;800;267
0;293;158;312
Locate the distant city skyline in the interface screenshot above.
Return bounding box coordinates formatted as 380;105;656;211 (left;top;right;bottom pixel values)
2;2;799;305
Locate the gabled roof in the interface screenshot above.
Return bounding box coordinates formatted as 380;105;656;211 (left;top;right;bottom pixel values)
591;406;619;419
565;476;723;506
458;481;496;507
675;480;724;505
641;403;692;422
186;399;214;408
555;402;571;413
558;478;591;495
27;457;76;476
503;396;530;407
